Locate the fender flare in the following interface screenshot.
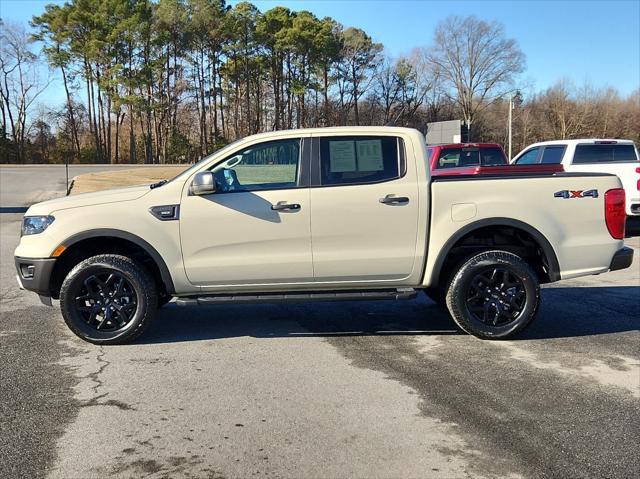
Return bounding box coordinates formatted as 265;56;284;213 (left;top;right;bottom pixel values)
430;218;561;286
60;228;176;293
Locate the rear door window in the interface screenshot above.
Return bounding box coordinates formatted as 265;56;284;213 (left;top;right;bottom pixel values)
515;147;540;164
540;146;566;164
319;136;401;186
573;144;639;164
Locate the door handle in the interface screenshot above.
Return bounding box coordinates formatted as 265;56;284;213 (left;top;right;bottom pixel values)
271;201;301;211
379;195;409;205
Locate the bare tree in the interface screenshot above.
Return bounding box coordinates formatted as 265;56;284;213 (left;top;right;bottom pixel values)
0;21;49;162
337;27;382;125
428;15;525;140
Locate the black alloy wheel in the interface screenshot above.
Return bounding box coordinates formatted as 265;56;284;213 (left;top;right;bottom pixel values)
465;267;527;327
60;254;157;344
74;271;138;332
445;250;540;339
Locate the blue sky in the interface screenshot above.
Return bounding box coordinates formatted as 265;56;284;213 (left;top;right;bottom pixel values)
1;0;639;109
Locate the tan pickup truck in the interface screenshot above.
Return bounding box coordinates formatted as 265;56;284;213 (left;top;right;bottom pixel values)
15;127;633;344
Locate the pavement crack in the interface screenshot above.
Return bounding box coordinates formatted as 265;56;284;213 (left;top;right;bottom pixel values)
87;346;109;396
80;346;136;411
81;397;137;411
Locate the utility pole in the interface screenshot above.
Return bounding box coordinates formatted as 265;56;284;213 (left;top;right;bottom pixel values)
507;94;513;161
65;155;69;195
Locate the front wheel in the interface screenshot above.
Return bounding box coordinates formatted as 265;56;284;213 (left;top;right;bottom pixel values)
445;250;540;339
59;254;158;344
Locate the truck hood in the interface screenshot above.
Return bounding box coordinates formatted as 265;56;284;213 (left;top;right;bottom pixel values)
25;185;151;215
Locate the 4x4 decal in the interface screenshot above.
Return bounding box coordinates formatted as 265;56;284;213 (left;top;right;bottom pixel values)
554;189;598;199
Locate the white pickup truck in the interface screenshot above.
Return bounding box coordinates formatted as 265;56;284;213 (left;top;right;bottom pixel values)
15;127;633;344
512;139;640;216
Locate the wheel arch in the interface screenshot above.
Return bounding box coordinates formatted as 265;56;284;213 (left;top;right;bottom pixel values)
50;229;175;298
429;218;561;287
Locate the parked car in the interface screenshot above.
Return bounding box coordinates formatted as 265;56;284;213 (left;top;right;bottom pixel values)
427;143;507;170
15;127;632;344
512;139;640;216
428;142;562;177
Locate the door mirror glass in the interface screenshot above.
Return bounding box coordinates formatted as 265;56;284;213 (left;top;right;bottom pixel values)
190;171;216;195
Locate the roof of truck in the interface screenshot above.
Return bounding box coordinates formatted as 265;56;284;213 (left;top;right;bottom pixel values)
427;143;504;149
523;139;636;148
240;126;421;140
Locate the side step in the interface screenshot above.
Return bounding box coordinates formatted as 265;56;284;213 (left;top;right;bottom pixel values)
176;288;417;306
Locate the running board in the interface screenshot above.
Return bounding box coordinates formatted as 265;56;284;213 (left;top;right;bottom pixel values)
175;288;417;306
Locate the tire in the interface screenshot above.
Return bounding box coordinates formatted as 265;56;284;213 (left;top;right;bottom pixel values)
59;254;158;344
445;250;540;340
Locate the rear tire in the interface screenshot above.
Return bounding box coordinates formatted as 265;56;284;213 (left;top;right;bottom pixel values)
60;254;157;344
445;250;540;339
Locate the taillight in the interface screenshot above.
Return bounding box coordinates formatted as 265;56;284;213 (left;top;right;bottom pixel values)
636;167;640;191
604;189;626;239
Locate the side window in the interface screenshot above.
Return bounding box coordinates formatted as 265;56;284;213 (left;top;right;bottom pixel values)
573;144;639;164
319;136;401;186
515;147;540;164
540;146;566;164
212;139;300;192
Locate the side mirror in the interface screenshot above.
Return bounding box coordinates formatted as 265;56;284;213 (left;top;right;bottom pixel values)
190;171;216;196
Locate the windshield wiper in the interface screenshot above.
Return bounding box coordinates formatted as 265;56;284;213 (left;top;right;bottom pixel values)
150;179;168;189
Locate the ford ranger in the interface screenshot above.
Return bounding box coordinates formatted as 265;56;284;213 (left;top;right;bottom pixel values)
15;127;633;344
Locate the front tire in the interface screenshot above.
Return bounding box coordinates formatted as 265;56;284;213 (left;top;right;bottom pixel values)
60;254;157;344
445;250;540;340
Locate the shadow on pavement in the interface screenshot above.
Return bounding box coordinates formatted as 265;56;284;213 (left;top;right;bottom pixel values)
519;285;639;340
137;286;639;345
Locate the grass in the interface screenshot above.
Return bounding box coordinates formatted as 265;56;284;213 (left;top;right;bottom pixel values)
70;164;297;194
70;166;187;194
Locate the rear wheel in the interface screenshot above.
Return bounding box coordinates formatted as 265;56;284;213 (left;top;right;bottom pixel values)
60;254;157;344
445;250;540;339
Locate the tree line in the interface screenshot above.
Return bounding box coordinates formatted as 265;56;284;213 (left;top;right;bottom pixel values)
0;1;638;165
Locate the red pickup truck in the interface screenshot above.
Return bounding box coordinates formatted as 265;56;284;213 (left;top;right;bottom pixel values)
427;143;563;176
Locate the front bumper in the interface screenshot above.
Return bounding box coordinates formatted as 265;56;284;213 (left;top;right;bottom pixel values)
14;256;56;296
609;247;634;272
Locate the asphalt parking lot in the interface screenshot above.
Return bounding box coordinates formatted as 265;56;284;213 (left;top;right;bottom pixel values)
1;165;639;479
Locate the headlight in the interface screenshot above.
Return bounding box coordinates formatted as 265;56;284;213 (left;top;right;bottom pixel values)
22;216;55;236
